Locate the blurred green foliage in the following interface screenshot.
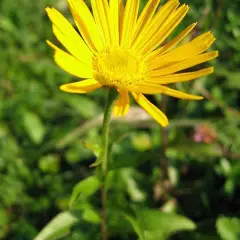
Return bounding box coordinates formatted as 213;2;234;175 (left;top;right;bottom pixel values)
0;0;240;239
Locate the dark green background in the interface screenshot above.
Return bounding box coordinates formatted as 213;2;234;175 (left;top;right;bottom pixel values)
0;0;240;239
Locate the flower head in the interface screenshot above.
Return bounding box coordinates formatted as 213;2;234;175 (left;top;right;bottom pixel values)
46;0;218;127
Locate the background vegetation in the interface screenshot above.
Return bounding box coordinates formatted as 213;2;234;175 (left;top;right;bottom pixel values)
0;0;240;239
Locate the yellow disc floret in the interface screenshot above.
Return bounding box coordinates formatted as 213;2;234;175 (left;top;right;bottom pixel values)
92;48;147;89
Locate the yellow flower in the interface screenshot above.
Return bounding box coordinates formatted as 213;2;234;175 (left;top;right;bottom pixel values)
46;0;218;127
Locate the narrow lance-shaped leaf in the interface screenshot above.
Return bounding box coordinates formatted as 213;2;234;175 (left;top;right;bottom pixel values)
34;211;79;240
69;176;100;207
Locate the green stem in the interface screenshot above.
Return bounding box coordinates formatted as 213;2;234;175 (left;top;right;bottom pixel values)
101;87;118;175
101;87;118;240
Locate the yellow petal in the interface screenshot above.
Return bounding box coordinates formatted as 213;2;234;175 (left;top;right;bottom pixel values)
109;0;120;46
133;0;179;51
91;0;111;46
140;4;189;55
113;89;130;116
146;67;213;84
132;92;168;127
130;0;160;46
60;79;102;94
149;51;218;76
148;22;197;60
47;41;92;78
120;0;140;47
67;0;104;52
46;7;92;64
130;84;203;100
119;0;124;43
148;31;215;70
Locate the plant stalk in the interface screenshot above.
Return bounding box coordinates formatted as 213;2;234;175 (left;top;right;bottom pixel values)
101;87;118;240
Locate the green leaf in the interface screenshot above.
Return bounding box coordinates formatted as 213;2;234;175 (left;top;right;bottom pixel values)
34;211;79;240
90;150;104;167
38;155;59;173
216;216;240;240
216;68;240;90
61;95;100;118
124;214;144;240
65;143;93;164
137;209;196;240
69;176;100;207
131;132;152;152
82;208;101;224
83;142;102;167
23;110;46;144
109;151;152;170
166;143;222;160
121;169;146;202
0;208;9;226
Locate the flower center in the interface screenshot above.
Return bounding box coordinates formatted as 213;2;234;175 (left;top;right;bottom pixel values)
92;48;146;88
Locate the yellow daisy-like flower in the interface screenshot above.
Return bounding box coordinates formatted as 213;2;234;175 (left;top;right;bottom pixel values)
46;0;218;127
